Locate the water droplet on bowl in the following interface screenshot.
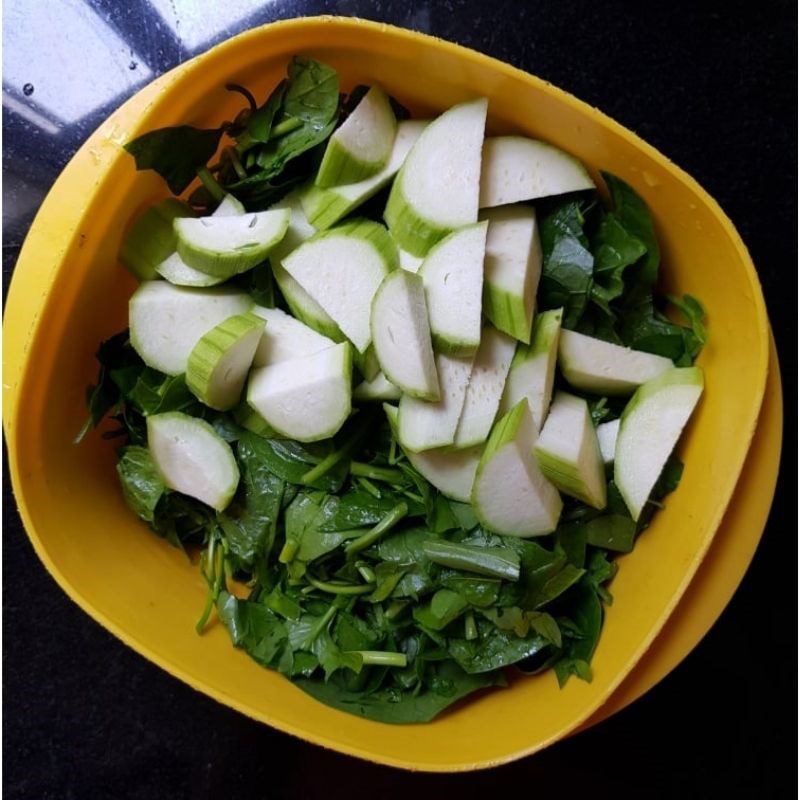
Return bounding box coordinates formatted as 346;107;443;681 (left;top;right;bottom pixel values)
129;61;138;71
22;83;34;96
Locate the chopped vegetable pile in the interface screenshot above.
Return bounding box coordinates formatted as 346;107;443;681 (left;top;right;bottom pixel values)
81;56;707;723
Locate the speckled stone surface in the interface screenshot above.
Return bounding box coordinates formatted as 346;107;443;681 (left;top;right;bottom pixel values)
3;1;795;797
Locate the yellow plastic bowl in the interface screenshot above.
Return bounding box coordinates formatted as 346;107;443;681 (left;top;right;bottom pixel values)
3;17;770;770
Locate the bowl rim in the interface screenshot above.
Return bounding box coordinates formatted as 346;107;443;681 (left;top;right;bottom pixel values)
3;16;773;771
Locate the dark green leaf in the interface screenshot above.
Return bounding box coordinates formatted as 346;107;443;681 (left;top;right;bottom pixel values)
219;435;287;571
584;515;636;553
439;575;500;608
601;172;660;291
237;80;286;149
448;620;548;673
240;435;347;491
125;369;197;416
294;661;501;723
116;446;166;523
554;581;603;686
412;589;469;631
124;126;223;194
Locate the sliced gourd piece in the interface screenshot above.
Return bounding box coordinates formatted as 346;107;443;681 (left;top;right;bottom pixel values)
420;221;487;356
315;86;397;187
232;401;278;437
615;367;704;520
272;263;345;342
371;270;439;400
471;399;563;537
385;404;480;502
479;136;595;208
596;418;620;465
186;312;266;411
354;345;381;382
398;248;423;274
354;372;402;402
480;205;542;344
301;120;427;231
246;343;352;442
119;198;194;280
385;99;487;256
129;282;252;375
212;193;246;217
175;208;290;278
281;219;398;354
454;326;516;448
500;309;562;429
156;252;226;288
250;305;335;367
268;190;317;262
147;412;239;511
397;353;474;452
534;391;607;509
268;192;346;342
559;329;674;395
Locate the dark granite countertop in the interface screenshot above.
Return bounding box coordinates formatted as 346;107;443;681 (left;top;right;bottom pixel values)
3;1;795;797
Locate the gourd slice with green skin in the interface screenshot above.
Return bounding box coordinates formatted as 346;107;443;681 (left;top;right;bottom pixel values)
268;191;346;343
419;222;487;357
186;312;266;411
119;198;194;281
354;373;401;402
478;136;595;209
268;190;317;262
212;193;246;217
281;219;398;354
471;399;563;537
250;305;335;367
129;282;252;376
157;188;246;286
353;345;381;382
156;252;226;288
147;412;239;512
384;404;480;502
615;367;704;520
453;326;516;448
246;343;353;443
371;270;439;400
272;263;345;342
500;308;563;429
315;86;397;188
558;329;674;395
385;99;487;257
397;353;474;452
480;205;542;344
302;120;427;231
534;391;607;509
596;418;620;465
232;400;278;437
175;208;290;278
398;248;423;274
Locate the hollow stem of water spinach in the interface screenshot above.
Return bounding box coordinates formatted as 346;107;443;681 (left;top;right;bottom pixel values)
350;461;406;484
269;116;303;139
351;651;408;668
197;166;226;203
196;536;226;634
344;502;409;559
422;540;521;581
305;576;374;595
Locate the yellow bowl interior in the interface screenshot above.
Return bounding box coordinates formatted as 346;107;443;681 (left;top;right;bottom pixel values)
3;17;769;771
